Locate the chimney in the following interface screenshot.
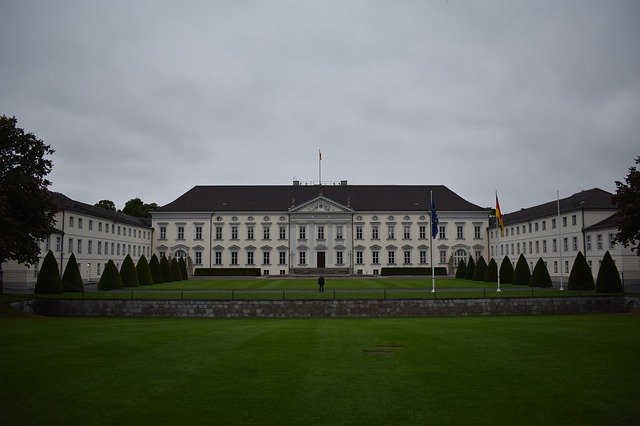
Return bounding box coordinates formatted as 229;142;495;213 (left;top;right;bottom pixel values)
293;180;300;186
340;180;348;186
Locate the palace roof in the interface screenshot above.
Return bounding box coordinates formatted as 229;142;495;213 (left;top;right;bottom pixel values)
49;192;152;228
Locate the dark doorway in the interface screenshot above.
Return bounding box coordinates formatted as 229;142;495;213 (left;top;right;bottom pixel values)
317;252;325;268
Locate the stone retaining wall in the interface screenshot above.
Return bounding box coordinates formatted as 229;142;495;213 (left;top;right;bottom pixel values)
10;296;640;318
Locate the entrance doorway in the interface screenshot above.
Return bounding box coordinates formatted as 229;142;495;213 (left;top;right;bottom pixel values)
317;252;325;268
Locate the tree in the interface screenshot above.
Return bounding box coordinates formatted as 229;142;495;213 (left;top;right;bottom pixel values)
178;257;188;280
62;253;84;292
499;256;514;284
136;255;153;286
121;198;157;218
473;256;487;281
484;258;498;282
596;251;622;293
94;199;116;211
465;257;476;280
455;259;467;279
568;252;595;291
612;156;640;255
120;255;139;287
149;254;163;284
160;255;173;283
98;260;123;290
0;116;57;293
170;258;182;281
513;254;531;285
34;251;62;294
530;258;552;288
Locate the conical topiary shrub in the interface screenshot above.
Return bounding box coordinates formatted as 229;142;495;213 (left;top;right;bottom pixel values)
568;252;594;291
596;251;622;293
136;255;153;286
530;257;552;288
120;255;139;287
499;256;514;284
35;250;62;294
179;257;188;280
170;258;182;281
149;254;163;284
455;259;467;279
513;254;531;286
465;257;476;280
484;258;498;282
62;253;84;292
473;256;487;281
160;255;173;283
98;260;123;290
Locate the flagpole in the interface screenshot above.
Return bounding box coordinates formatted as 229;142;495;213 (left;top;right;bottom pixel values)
318;149;321;185
557;190;564;291
496;190;502;292
430;191;435;293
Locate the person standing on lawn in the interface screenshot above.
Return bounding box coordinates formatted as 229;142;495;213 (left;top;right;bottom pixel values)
318;275;325;293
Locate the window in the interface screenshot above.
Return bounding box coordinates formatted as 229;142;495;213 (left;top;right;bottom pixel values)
279;226;286;240
554;261;558;273
336;251;343;265
388;250;395;264
195;251;202;265
68;238;74;253
247;226;254;240
356;251;363;265
553;238;557;252
535;241;539;253
528;241;533;254
552;218;556;229
505;228;509;237
474;226;481;239
563;237;568;252
98;241;102;254
542;240;547;253
419;226;426;239
117;244;121;256
403;226;410;239
299;226;306;240
572;215;577;226
88;240;92;254
98;222;103;232
195;226;203;240
159;226;166;240
372;225;379;239
247;251;254;265
439;226;446;239
491;246;494;257
263;251;270;265
77;239;82;254
456;225;463;240
97;263;101;276
608;233;615;249
118;226;121;235
403;250;411;265
517;243;521;254
317;226;324;240
356;225;363;239
439;250;447;264
128;228;131;237
596;234;603;250
500;244;504;256
263;226;270;240
279;251;286;265
231;226;238;240
572;236;578;251
88;220;93;230
420;250;427;264
69;216;74;227
565;261;569;273
388;225;395;239
215;251;222;265
528;223;532;233
299;251;306;265
563;217;567;227
177;226;184;240
215;226;223;240
372;250;379;264
55;237;61;252
336;225;343;240
229;251;237;265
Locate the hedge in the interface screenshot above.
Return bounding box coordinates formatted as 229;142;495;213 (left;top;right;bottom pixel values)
455;259;467;279
136;255;153;286
596;251;622;293
194;268;261;277
530;257;552;288
62;253;84;292
160;256;173;283
35;251;62;294
98;260;123;290
484;258;498;282
170;258;183;281
499;255;514;284
149;254;163;284
178;257;188;280
120;255;139;287
472;256;487;281
513;254;531;286
465;257;476;280
568;251;594;290
381;267;448;276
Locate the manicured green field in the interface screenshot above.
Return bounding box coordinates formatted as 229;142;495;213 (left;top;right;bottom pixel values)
1;311;638;425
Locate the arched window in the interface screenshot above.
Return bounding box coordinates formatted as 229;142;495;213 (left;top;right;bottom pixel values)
174;249;187;260
453;248;467;266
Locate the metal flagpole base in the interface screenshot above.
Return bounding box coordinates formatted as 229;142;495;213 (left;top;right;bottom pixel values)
431;289;436;293
559;287;565;291
496;288;502;292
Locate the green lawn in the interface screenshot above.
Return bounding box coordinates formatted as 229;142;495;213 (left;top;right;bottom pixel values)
1;311;638;425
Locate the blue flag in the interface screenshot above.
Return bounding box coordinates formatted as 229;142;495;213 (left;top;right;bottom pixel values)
431;199;439;239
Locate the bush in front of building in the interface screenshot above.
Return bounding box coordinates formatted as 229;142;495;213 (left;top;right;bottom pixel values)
513;254;531;286
381;267;448;276
484;258;498;282
455;259;467;279
178;257;188;280
160;255;173;283
194;268;261;277
62;253;84;292
136;255;153;286
465;257;476;280
35;250;62;294
595;251;622;293
530;257;552;288
149;254;163;284
568;252;595;291
120;255;139;287
98;260;123;290
499;256;514;284
473;256;487;281
170;258;182;281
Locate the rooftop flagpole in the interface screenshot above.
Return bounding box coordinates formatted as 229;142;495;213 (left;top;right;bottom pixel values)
318;149;322;186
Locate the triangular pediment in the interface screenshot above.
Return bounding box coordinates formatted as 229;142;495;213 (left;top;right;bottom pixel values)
289;196;353;214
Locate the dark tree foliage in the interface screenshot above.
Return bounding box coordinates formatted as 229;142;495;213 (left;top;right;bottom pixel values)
0;116;57;293
465;257;476;280
484;258;498;282
149;254;163;284
178;257;188;280
160;255;173;283
170;258;182;281
513;254;531;286
568;252;595;291
94;199;116;211
472;256;487;281
120;255;139;287
62;253;84;292
136;255;153;286
596;251;622;293
499;255;514;284
121;198;158;218
612;156;640;255
98;260;123;290
455;259;467;279
530;257;552;288
35;251;62;294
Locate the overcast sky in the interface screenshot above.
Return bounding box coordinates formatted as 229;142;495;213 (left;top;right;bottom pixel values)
1;1;638;213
